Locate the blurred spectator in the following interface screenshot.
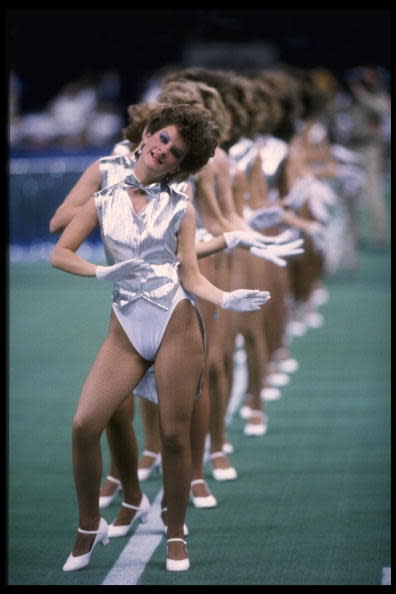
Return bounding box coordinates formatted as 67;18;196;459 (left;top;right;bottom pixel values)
9;71;124;152
47;75;98;147
85;101;123;147
97;69;122;109
338;66;391;248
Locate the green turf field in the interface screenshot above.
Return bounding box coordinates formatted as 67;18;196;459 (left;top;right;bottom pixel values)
7;243;390;585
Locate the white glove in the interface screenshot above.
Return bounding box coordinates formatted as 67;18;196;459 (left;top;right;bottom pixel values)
96;258;149;281
249;238;304;267
264;228;301;244
223;230;280;250
221;289;271;312
243;205;284;231
225;227;299;250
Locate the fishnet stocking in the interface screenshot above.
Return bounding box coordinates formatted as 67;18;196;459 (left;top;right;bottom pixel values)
72;310;150;530
154;299;204;538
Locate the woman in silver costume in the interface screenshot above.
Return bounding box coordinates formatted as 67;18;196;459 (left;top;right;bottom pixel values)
51;103;271;572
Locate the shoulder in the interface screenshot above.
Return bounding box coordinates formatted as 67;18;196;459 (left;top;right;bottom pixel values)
93;180;124;207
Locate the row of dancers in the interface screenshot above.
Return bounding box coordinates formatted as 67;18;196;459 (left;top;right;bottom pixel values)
49;64;369;572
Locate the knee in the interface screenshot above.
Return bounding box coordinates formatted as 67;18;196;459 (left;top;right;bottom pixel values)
72;415;101;446
160;425;187;455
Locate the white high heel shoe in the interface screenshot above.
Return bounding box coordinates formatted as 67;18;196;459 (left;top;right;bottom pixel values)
99;475;122;509
266;371;290;387
244;411;268;436
190;479;218;508
62;517;109;572
108;494;150;538
276;358;299;374
210;452;238;481
161;507;189;536
137;450;161;481
260;387;281;401
166;538;190;571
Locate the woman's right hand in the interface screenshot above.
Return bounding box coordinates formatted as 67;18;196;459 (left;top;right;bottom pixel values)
96;258;149;281
221;289;271;312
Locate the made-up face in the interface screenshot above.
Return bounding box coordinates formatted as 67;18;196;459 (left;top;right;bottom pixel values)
141;125;189;178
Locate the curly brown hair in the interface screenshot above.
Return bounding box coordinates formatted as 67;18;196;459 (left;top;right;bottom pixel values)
145;103;218;180
157;79;229;145
123;102;165;148
162;67;250;148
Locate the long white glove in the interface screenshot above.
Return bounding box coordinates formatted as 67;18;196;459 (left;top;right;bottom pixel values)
96;258;149;281
243;205;284;231
249;238;304;267
221;289;271;312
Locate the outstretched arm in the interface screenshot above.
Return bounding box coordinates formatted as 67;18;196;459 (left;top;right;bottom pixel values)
177;202;270;311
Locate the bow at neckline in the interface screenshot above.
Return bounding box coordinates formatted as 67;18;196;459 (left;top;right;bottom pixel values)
123;171;164;200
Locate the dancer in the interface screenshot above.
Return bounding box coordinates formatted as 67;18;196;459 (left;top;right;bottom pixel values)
51;103;271;572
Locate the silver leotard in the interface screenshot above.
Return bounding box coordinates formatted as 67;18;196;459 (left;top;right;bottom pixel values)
94;172;203;403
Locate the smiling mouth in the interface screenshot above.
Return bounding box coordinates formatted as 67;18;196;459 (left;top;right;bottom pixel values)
151;151;163;164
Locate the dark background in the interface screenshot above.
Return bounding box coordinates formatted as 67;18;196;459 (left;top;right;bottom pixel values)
7;8;391;115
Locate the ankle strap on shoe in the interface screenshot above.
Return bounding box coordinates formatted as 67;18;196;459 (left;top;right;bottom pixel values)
107;475;121;485
122;501;140;511
191;479;205;487
78;527;99;534
142;450;159;459
167;538;186;544
210;451;225;460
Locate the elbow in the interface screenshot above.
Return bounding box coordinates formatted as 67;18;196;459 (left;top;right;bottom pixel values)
50;246;61;269
49;217;58;234
49;212;64;234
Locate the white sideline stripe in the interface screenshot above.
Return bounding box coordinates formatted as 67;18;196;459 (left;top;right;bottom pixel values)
102;490;164;585
102;344;247;585
381;567;391;585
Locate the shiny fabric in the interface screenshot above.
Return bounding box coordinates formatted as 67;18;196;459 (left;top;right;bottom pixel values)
94;167;206;403
94;171;189;311
99;152;136;188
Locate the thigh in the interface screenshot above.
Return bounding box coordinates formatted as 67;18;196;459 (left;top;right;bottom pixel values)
154;299;204;422
75;310;150;432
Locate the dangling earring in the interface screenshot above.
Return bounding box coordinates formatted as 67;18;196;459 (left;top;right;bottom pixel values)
134;141;145;160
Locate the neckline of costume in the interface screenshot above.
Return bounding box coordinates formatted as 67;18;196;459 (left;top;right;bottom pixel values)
123;170;165;200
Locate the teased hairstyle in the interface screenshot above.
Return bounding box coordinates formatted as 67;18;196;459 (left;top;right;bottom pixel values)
158;79;229;145
162;67;251;148
145;103;218;179
123;102;166;147
257;69;303;141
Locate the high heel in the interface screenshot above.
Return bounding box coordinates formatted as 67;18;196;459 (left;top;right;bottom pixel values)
266;371;290;387
260;387;281;401
161;507;189;536
244;411;268;436
210;452;238;481
276;358;299;374
166;538;190;571
62;517;109;572
190;479;217;508
137;450;161;481
108;494;150;538
99;475;122;509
